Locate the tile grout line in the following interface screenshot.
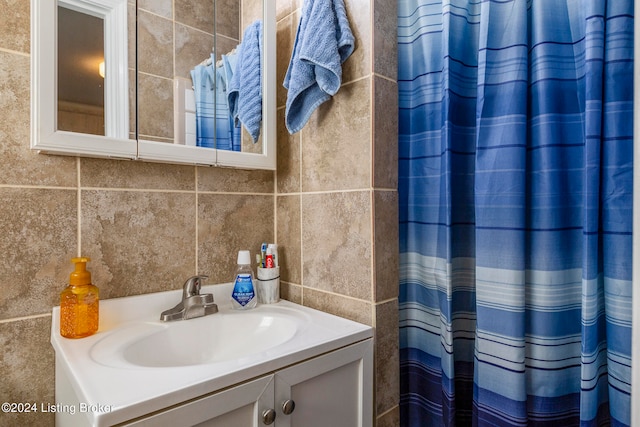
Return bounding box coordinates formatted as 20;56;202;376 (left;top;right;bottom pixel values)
0;313;51;324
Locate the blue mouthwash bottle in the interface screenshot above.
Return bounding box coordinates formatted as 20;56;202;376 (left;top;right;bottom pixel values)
231;250;257;310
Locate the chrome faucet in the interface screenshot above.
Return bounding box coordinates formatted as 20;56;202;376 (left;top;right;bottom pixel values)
160;275;218;321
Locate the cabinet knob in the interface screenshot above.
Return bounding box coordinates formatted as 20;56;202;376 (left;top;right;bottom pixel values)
282;399;296;415
262;408;276;425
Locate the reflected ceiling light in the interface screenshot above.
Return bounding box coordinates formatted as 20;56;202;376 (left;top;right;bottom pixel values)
99;61;105;78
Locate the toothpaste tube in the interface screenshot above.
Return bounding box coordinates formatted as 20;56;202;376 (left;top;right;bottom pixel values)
267;243;278;267
265;247;274;268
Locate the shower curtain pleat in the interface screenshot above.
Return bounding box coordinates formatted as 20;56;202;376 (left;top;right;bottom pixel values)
398;0;633;426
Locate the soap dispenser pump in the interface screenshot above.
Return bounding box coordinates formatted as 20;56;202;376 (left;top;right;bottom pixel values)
60;257;99;338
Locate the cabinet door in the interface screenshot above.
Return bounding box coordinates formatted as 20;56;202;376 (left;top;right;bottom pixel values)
274;339;373;427
124;375;274;427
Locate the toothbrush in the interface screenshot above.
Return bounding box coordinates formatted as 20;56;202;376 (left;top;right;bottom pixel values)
260;242;267;268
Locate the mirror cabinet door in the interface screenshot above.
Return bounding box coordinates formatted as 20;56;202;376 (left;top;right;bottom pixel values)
32;0;135;158
32;0;275;169
134;0;276;169
216;0;276;169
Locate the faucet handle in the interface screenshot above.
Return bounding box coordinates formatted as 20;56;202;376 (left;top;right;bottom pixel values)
182;275;209;299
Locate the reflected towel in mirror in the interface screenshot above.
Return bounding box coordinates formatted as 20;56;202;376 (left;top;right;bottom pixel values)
228;20;263;143
190;52;242;151
215;51;241;151
221;53;242;151
190;55;216;148
283;0;354;134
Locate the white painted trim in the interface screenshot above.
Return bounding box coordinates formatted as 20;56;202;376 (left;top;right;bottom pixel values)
260;0;277;170
136;139;217;165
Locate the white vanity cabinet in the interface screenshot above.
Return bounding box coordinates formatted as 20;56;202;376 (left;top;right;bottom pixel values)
122;340;373;427
51;285;373;426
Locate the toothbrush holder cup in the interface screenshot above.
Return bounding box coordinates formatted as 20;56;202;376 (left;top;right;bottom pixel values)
257;267;280;304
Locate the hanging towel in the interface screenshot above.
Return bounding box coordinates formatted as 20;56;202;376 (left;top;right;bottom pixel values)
228;20;263;143
190;54;216;148
221;52;242;151
283;0;355;134
207;63;234;151
206;51;243;152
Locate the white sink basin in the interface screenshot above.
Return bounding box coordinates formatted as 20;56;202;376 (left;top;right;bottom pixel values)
90;311;298;368
51;282;372;426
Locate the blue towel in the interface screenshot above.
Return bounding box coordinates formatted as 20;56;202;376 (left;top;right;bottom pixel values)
209;51;242;152
283;0;354;134
221;52;242;151
208;64;234;151
190;55;216;148
228;20;263;143
191;52;242;151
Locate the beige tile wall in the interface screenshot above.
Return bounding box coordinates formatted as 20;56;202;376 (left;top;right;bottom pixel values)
0;0;398;426
275;0;399;425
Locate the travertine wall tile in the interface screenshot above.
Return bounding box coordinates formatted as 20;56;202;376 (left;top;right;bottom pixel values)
137;73;174;141
0;0;29;54
80;190;196;297
242;0;262;27
128;3;136;74
374;190;399;302
197;166;274;193
137;9;173;79
276;108;301;193
342;0;370;83
276;12;295;108
377;406;400;427
280;281;302;304
217;0;240;39
138;0;172;19
303;288;373;325
175;23;215;79
0;188;77;320
374;76;399;189
276;195;301;284
0;317;55;427
301;191;372;300
0;51;77;187
301;78;371;192
375;299;399;415
197;193;274;285
175;0;214;34
213;35;240;63
275;0;294;23
81;159;195;191
374;0;398;80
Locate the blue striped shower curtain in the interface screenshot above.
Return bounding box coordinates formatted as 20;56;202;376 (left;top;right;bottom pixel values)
398;1;633;426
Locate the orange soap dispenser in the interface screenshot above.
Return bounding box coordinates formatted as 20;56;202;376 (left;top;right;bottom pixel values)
60;257;99;338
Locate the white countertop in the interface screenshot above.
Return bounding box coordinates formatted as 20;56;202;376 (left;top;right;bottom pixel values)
51;283;373;426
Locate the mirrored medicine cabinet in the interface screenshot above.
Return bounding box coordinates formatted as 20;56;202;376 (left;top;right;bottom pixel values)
31;0;276;170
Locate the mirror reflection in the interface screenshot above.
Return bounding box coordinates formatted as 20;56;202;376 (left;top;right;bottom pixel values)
37;0;274;168
135;0;264;153
57;6;105;136
55;1;265;152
